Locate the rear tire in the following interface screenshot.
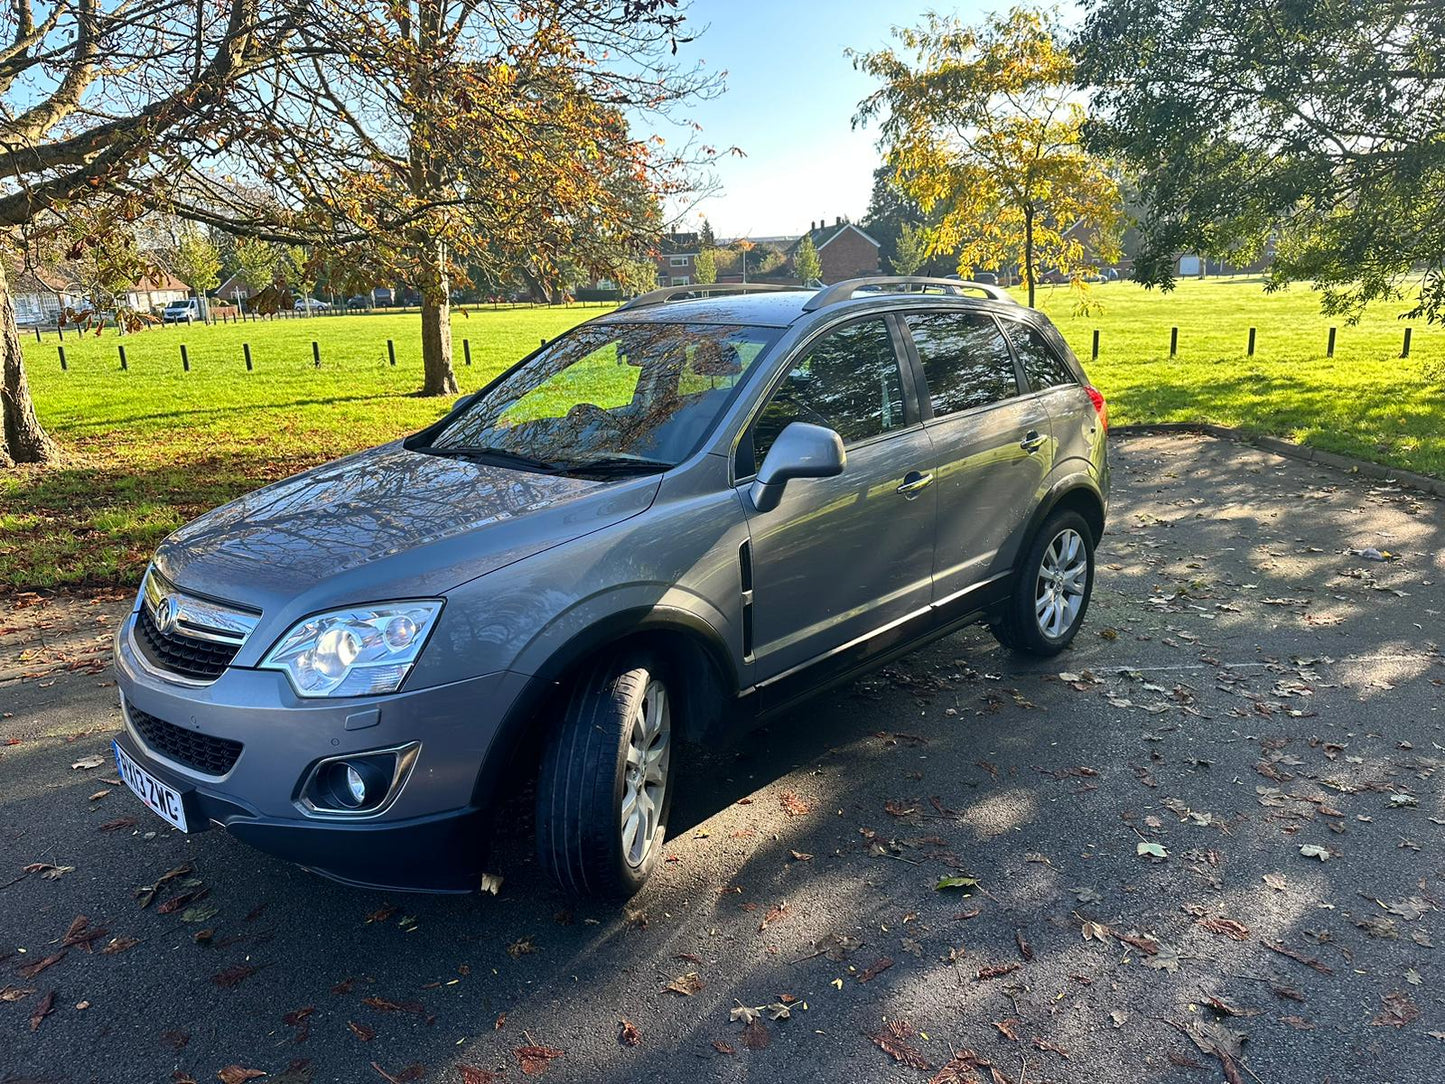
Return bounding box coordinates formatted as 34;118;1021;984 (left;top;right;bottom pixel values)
535;649;674;898
989;510;1095;657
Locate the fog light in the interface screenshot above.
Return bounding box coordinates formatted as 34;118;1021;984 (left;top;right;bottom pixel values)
345;765;367;805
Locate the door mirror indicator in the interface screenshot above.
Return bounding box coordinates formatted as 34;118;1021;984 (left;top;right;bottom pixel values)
749;422;846;513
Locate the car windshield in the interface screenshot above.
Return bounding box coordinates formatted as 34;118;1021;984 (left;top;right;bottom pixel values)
423;321;781;472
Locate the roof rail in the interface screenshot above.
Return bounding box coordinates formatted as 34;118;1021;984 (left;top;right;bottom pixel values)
615;282;796;312
801;276;1016;312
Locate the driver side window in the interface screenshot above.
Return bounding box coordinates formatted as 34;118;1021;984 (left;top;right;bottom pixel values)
745;317;906;474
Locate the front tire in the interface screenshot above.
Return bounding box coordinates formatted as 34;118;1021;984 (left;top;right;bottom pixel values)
990;510;1095;657
535;650;674;898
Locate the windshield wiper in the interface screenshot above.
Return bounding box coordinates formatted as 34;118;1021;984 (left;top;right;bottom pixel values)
554;455;673;477
422;446;566;473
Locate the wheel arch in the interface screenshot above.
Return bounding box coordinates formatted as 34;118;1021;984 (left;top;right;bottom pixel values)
1024;472;1106;552
469;605;740;810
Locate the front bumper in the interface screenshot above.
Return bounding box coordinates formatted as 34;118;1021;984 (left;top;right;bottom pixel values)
113;612;530;892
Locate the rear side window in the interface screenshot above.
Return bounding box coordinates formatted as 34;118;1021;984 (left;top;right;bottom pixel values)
748;317;907;470
904;312;1019;416
1004;320;1077;390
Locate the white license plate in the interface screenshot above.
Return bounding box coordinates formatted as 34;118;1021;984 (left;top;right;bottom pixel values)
114;740;189;832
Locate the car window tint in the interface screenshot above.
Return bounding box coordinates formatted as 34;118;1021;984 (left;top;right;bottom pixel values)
905;312;1019;415
1004;320;1077;390
751;317;906;467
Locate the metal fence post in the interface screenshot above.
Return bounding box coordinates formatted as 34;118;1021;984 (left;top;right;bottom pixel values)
1402;327;1412;358
244;343;253;371
118;344;127;371
387;340;396;366
1327;327;1336;358
312;340;321;367
1247;327;1256;356
181;344;190;372
58;345;66;371
1169;327;1178;357
1091;329;1099;361
463;339;471;366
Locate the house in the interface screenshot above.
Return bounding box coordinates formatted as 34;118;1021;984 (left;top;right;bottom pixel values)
126;270;190;313
654;229;700;286
8;268;85;326
216;271;254;307
787;217;881;283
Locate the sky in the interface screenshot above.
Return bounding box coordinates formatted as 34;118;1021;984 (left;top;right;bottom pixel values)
662;0;1001;240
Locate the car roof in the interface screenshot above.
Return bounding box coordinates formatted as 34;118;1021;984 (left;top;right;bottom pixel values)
599;278;1026;330
599;290;815;328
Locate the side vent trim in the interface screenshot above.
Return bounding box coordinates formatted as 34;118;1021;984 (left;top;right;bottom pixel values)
739;539;755;661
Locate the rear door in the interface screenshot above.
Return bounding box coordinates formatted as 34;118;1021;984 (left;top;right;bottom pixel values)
899;308;1053;606
738;315;936;682
998;314;1100;467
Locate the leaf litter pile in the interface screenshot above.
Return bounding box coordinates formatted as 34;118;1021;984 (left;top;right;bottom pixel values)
3;434;1444;1081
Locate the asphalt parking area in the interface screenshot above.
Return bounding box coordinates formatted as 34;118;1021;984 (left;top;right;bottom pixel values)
2;431;1443;1084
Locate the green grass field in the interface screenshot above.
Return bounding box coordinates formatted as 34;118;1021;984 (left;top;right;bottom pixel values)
3;280;1442;589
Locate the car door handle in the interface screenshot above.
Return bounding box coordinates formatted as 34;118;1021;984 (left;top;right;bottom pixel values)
1020;430;1047;453
896;471;934;497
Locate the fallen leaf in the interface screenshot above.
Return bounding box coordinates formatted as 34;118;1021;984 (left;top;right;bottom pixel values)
993;1018;1021;1041
711;1039;736;1055
216;1068;267;1084
778;791;810;816
1298;844;1332;861
1014;930;1033;961
977;963;1021;981
1263;940;1333;975
1081;920;1112;942
857;957;894;983
348;1021;376;1042
741;1020;769;1049
212;964;258;988
618;1018;641;1047
28;990;55;1032
1;986;37;1002
664;972;704;996
935;875;979;891
1371;990;1420;1027
1197;916;1250;942
1136;841;1168;859
868;1020;931;1071
102;936;139;955
1262;873;1287;891
18;952;65;980
457;1067;498;1084
71;755;105;770
514;1045;563;1076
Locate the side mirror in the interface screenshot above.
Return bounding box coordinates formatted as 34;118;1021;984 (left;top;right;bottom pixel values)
749;422;845;513
452;393;472;413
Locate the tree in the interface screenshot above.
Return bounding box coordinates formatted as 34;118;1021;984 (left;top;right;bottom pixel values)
793;235;822;284
890;223;929;276
698;218;716;250
615;258;660;298
201;1;719;397
694;248;718;284
0;0;279;465
1077;0;1445;323
233;237;281;301
171;229;222;302
853;7;1122;307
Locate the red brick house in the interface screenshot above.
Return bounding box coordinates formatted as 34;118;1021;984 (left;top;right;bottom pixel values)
654;230;700;286
787;218;881;283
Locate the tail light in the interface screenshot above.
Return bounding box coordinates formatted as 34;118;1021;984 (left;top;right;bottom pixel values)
1084;384;1108;430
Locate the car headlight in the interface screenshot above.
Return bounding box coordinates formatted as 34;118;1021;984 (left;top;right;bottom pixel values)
260;602;443;697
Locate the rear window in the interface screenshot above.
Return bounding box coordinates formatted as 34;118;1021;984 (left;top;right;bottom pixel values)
1003;319;1077;390
904;311;1019;416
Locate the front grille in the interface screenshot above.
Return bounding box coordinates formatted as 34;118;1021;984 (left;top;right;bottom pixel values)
128;704;243;777
135;604;240;681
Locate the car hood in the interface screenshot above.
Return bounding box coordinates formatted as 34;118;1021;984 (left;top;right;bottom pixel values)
153;442;660;619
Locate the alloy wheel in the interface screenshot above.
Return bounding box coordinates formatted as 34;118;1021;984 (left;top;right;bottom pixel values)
1035;528;1088;639
620;678;670;867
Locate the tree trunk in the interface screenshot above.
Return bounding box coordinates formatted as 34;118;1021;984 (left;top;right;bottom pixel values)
1023;203;1036;309
1;258;59;465
418;240;456;396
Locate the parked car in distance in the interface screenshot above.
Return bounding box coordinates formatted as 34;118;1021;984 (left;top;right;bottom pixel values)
162;299;200;323
294;297;331;312
344;295;371;311
112;277;1109;901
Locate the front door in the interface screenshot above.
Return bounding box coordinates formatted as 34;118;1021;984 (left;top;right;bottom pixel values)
738;315;936;685
898;309;1053;606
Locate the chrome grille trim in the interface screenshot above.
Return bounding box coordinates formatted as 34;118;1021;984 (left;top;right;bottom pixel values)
142;567;260;647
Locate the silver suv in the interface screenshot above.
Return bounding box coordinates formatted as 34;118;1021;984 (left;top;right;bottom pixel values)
112;278;1109;898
